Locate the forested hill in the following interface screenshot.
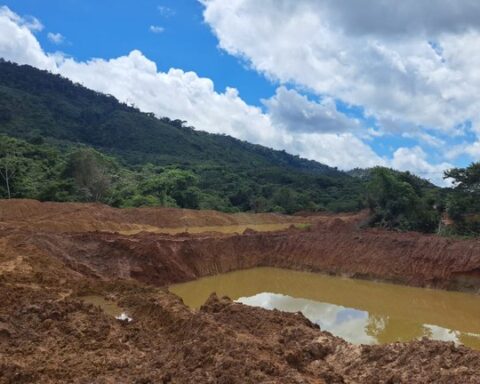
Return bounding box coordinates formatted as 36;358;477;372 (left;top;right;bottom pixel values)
0;61;368;212
0;59;439;216
0;60;339;175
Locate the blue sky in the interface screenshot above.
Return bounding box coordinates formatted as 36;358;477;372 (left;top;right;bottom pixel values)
4;0;275;104
1;1;480;184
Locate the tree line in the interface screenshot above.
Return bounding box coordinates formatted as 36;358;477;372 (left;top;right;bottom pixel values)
0;135;363;214
1;135;479;236
366;165;480;236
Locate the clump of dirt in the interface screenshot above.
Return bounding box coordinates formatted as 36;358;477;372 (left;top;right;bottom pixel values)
2;199;480;383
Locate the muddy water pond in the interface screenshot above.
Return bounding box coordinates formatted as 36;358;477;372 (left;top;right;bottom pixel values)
169;267;480;349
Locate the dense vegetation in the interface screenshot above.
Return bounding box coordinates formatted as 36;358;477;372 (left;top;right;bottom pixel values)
366;167;444;233
0;60;365;213
0;60;479;235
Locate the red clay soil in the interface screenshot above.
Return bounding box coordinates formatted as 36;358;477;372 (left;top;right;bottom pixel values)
10;212;480;292
1;200;480;383
0;199;305;233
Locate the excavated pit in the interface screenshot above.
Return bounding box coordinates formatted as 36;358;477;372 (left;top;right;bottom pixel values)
1;199;480;383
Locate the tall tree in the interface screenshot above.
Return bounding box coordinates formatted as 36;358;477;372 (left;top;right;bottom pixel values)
0;150;18;199
64;148;113;202
444;163;480;234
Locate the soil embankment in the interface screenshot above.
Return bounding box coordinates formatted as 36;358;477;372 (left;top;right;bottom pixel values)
19;224;480;291
1;199;480;383
3;200;477;291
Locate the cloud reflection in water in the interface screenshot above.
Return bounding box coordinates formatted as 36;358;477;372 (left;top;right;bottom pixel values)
237;293;480;346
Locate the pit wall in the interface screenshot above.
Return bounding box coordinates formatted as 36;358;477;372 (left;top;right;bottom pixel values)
35;219;480;293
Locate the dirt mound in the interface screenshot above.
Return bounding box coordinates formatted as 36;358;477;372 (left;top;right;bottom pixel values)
1;282;479;384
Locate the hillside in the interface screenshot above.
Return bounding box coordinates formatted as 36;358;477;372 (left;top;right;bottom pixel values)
0;60;371;212
0;60;340;175
0;60;444;217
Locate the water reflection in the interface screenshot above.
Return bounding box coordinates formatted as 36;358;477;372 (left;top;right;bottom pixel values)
238;292;480;346
169;267;480;349
240;293;376;344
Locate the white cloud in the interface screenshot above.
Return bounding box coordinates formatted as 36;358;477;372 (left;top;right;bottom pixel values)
47;32;65;44
391;147;453;185
401;131;446;149
58;51;277;145
465;142;480;159
289;133;385;170
0;6;55;70
0;6;44;32
59;53;384;168
263;87;361;134
317;0;480;36
149;25;164;34
201;0;480;136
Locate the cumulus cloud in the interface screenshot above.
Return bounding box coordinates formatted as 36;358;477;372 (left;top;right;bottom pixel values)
0;6;55;70
320;0;480;36
0;6;43;32
58;53;385;168
47;32;65;44
59;52;385;169
58;51;276;144
201;0;480;136
289;133;385;170
263;87;361;134
391;147;453;185
464;142;480;158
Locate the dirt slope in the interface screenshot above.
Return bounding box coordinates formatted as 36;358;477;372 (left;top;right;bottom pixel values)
0;199;305;233
10;216;480;292
1;200;480;383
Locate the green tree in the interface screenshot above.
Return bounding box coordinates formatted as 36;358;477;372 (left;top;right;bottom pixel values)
140;168;200;208
444;163;480;235
272;187;300;214
445;163;480;193
367;167;439;232
0;148;19;199
64;148;114;202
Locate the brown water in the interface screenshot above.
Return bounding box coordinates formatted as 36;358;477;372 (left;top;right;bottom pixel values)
120;223;306;236
80;295;126;318
169;267;480;349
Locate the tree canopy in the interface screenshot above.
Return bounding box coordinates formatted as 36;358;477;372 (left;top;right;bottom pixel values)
444;163;480;235
366;167;441;233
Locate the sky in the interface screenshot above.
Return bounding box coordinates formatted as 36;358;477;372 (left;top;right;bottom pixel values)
1;1;480;185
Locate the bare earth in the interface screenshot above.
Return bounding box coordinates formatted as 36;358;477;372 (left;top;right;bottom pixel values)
1;199;480;383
